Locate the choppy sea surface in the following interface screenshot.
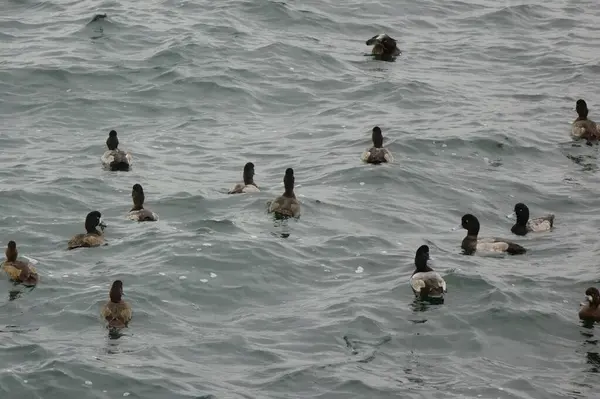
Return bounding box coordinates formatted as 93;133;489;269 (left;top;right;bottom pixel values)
1;0;600;398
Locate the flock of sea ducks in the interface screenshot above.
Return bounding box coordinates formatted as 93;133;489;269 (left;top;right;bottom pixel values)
3;33;600;332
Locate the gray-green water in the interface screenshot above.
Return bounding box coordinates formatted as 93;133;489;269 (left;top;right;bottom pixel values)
1;0;600;398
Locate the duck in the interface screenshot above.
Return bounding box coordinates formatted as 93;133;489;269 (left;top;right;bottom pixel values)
579;287;600;322
410;245;447;302
268;168;301;218
509;203;554;236
228;162;260;194
2;241;38;286
361;126;394;164
460;214;526;255
571;100;600;140
128;184;159;222
101;130;133;171
365;34;401;60
100;280;132;329
68;211;107;250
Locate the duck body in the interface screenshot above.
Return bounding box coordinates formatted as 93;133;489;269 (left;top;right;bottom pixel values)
101;150;133;171
361;147;393;164
579;287;600;322
461;214;526;255
2;241;38;286
572;119;600;140
410;245;446;302
128;209;159;222
68;232;105;250
101;300;133;328
68;211;107;250
101;280;132;329
269;195;301;218
510;203;554;236
268;168;301;218
229;182;260;194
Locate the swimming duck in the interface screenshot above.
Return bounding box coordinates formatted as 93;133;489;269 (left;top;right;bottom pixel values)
410;245;447;302
101;130;133;171
365;34;401;60
361;126;394;164
572;100;600;140
268;168;301;218
68;211;107;250
2;241;38;286
460;214;526;255
579;287;600;322
509;203;554;236
128;184;159;222
228;162;260;194
101;280;132;329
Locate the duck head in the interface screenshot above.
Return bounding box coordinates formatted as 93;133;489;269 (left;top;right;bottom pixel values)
132;184;145;210
372;126;384;148
576;99;588;120
284;168;295;195
5;241;17;262
109;280;124;303
461;214;480;236
366;34;401;57
243;162;255;185
513;203;530;226
85;211;106;234
414;245;432;272
106;130;119;150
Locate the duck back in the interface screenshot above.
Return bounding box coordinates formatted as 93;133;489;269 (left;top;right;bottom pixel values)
68;233;105;250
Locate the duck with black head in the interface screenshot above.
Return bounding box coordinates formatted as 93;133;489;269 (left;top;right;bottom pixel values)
101;130;133;171
2;241;38;286
460;214;526;255
361;126;394;164
101;280;132;329
508;203;554;236
410;245;447;303
268;168;301;218
228;162;260;194
572;99;600;140
128;184;159;222
579;287;600;322
365;34;401;61
68;211;107;250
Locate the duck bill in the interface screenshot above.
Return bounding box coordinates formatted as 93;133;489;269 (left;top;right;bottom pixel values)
506;212;516;219
451;224;462;231
98;219;107;231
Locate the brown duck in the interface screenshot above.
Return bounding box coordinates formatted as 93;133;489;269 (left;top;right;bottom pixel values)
128;184;159;222
101;280;133;329
2;241;38;286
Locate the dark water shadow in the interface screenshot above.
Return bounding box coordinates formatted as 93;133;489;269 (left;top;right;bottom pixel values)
342;334;391;364
559;140;600;172
579;321;600;374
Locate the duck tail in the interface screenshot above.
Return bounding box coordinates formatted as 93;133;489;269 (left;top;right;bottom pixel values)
507;242;527;255
548;214;555;228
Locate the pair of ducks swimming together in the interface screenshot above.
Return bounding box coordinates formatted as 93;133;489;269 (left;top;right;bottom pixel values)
227;163;302;219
